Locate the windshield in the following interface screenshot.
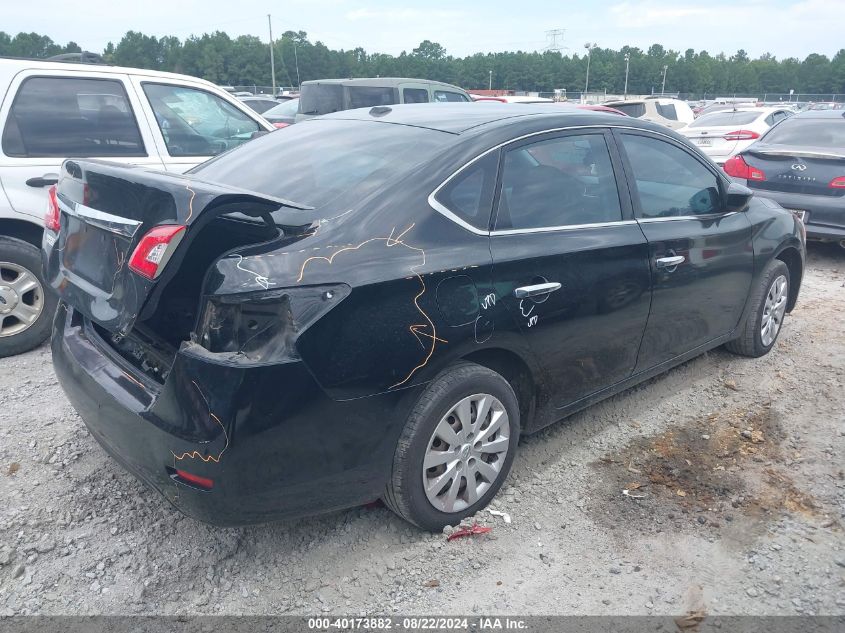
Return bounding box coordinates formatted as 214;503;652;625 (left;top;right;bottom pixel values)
265;98;299;117
689;111;761;127
763;118;845;147
192;119;451;210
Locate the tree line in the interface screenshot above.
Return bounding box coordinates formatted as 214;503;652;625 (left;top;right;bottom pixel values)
2;29;845;96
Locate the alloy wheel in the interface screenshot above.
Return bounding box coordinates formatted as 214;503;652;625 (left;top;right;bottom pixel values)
0;262;45;338
760;274;788;347
422;393;510;513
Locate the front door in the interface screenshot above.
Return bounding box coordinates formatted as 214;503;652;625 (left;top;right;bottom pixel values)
613;130;754;371
490;130;652;407
0;71;163;220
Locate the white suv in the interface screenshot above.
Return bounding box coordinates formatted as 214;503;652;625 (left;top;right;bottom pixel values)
0;57;273;356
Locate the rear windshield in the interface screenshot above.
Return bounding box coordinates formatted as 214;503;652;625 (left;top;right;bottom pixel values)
265;98;299;116
763;118;845;147
612;103;645;118
299;84;343;115
192;119;450;210
690;111;761;127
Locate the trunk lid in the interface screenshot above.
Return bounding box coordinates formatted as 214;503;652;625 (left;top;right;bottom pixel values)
44;159;316;337
743;146;845;198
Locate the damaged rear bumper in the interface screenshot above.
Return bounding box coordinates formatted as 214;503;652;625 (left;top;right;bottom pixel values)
52;302;413;526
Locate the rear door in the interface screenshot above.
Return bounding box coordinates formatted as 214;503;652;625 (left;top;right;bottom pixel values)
490;129;652;407
614;130;754;371
0;70;163;221
129;77;265;174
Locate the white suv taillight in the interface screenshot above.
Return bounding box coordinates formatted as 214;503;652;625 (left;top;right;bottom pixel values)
45;185;60;232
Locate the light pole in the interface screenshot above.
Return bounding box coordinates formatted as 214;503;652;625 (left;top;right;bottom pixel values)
661;64;668;96
623;52;630;99
488;69;492;91
268;14;276;95
584;42;596;102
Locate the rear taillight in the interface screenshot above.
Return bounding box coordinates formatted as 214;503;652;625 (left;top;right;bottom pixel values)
723;129;760;141
828;176;845;188
197;284;351;363
723;155;766;181
128;224;186;280
45;185;60;232
272;122;289;129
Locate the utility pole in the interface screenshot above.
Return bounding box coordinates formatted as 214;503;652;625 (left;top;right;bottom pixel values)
584;42;595;102
268;14;276;95
293;40;301;89
623;52;630;99
489;69;492;90
661;64;668;96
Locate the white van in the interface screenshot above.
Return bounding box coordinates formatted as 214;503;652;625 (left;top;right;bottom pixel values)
0;56;273;356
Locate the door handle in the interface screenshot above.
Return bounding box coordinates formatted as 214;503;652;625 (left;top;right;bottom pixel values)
513;282;562;299
26;175;59;188
655;255;685;269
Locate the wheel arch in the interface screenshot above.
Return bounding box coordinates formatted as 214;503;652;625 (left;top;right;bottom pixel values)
459;347;537;431
0;218;43;249
773;243;803;312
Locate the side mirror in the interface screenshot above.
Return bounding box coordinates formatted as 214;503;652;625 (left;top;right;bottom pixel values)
725;180;753;212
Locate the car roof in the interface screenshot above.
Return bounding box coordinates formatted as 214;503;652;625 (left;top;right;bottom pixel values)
317;102;645;134
792;109;845;120
300;77;465;90
0;57;223;90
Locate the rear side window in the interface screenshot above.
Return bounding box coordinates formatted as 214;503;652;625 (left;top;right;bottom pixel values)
347;86;397;109
434;91;469;102
142;83;259;157
763;118;845;147
403;88;429;104
620;134;722;219
496;133;623;230
2;76;145;158
434;151;498;230
655;102;678;120
613;103;645;118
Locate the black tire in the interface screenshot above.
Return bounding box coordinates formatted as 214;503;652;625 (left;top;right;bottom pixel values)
725;259;790;358
0;236;56;358
383;362;520;531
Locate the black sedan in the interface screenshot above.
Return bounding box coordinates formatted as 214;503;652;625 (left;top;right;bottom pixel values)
723;109;845;245
43;104;805;530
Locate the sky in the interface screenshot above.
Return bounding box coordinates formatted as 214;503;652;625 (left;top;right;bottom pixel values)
4;0;844;60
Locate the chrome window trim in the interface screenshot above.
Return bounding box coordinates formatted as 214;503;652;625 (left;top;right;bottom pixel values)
492;220;638;236
637;211;738;223
428;123;688;236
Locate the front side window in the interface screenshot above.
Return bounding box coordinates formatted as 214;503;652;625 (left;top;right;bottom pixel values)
403;88;429;104
620;133;722;219
2;76;145;158
496;133;623;230
142;83;259;157
434;91;469;102
434;151;498;230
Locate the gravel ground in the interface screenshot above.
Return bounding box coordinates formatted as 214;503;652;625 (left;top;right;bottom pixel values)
1;243;843;617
